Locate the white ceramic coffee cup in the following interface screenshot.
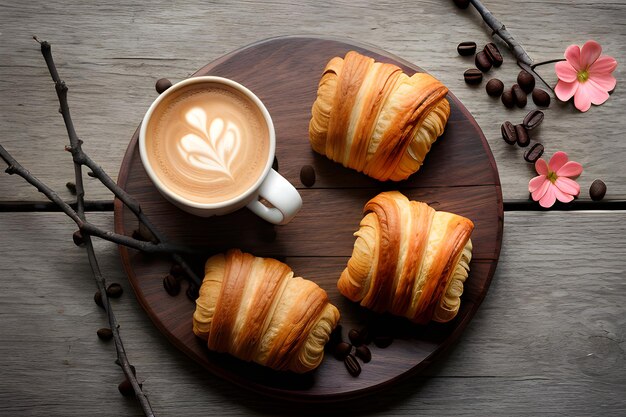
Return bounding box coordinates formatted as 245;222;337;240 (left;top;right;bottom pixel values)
139;76;302;225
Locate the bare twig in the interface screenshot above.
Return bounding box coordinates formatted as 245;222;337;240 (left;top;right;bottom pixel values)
468;0;556;95
33;37;156;417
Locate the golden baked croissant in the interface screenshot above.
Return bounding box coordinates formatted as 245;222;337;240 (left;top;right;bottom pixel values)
337;191;473;324
309;51;450;181
193;249;340;373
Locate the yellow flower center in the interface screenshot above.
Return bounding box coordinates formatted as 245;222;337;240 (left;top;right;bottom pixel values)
547;171;558;183
577;69;589;83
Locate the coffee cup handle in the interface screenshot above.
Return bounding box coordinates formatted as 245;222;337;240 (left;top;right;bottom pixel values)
246;169;302;225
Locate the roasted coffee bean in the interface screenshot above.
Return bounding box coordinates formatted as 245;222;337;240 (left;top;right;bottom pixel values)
373;335;393;348
523;110;544;130
501;121;517;145
515;124;530;147
501;89;515;108
344;354;362;377
589;179;607;201
106;283;124;298
65;181;77;195
463;68;483;85
355;345;372;363
512;84;527;108
486;78;504;97
532;89;551;107
334;342;352;361
97;328;113;341
348;328;364;346
457;41;476;56
523;142;545;163
475;51;492;72
170;263;184;277
186;285;199;301
453;0;470;8
517;70;536;93
155;78;172;94
72;230;84;246
484;42;503;67
94;290;104;309
118;379;138;397
163;274;181;296
299;165;316;187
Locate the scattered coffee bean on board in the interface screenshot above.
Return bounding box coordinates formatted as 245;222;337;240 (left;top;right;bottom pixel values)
155;78;172;94
163;274;181;296
355;345;372;363
589;179;607;201
515;124;530;147
484;42;503;67
523;110;544;130
475;51;492;72
334;342;352;361
299;165;316;187
501;89;515;108
94;290;104;309
186;285;199;301
517;70;536;93
457;41;476;56
348;328;364;346
463;68;483;85
532;89;551;107
512;84;527;108
344;354;362;377
106;283;124;298
65;181;77;195
501;121;518;145
97;328;113;341
486;79;504;97
453;0;470;8
524;142;545;163
118;379;135;397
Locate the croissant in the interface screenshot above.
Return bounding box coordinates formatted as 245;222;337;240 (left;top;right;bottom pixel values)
309;51;450;181
337;191;473;324
193;249;340;373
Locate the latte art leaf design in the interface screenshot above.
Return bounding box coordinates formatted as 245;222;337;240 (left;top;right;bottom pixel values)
177;107;241;180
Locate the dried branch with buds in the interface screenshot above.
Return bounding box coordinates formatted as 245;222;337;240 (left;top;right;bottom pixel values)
0;38;204;416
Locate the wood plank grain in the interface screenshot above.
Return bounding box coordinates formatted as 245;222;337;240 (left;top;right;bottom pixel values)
1;211;624;415
0;0;624;201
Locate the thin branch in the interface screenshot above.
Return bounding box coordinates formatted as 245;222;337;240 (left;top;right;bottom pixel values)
468;0;555;95
532;58;566;69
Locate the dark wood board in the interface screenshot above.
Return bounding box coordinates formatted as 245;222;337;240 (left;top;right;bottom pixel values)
114;36;503;401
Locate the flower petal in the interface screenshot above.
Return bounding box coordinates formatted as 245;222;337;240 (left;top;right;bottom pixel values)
532;178;551;201
539;185;557;208
555;80;579;101
553;186;574;204
564;44;581;70
549;151;569;173
535;158;549;176
556;161;583;178
555;61;578;83
580;40;602;68
555;177;581;195
589;55;618;75
574;83;592;112
588;72;617;92
529;175;548;193
584;79;611;105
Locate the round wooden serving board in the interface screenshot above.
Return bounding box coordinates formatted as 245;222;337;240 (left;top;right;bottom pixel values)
114;36;503;401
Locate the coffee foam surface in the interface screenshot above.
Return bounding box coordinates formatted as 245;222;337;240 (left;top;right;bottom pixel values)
145;83;270;205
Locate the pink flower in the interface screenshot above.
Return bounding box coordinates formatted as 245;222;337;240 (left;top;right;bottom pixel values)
529;151;583;208
554;40;617;112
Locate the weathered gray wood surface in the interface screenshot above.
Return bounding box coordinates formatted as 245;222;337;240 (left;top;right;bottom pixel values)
1;212;624;416
0;0;624;201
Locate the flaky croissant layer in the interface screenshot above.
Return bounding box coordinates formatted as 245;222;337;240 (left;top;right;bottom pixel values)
309;51;450;181
337;191;474;324
193;249;340;373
